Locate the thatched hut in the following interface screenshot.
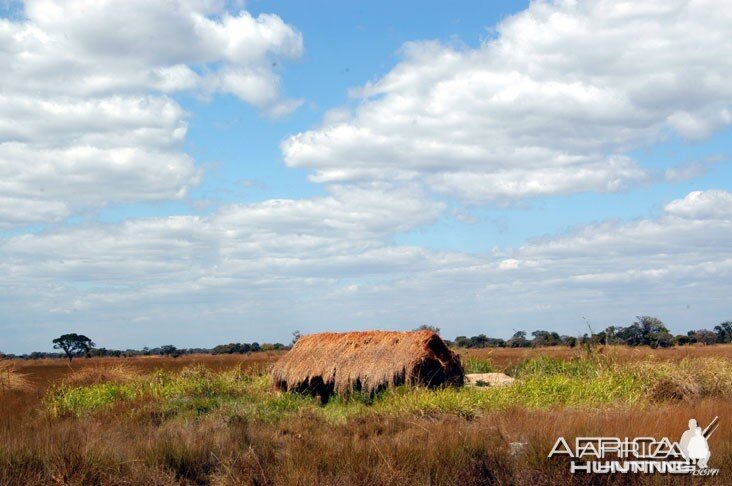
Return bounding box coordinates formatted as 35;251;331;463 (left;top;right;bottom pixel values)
271;330;464;400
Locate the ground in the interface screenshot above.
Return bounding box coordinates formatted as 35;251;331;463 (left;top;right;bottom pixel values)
1;345;731;485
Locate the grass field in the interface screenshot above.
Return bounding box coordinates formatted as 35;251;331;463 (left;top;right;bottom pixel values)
1;345;731;485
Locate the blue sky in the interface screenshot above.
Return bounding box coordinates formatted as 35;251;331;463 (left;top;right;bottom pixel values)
1;0;731;353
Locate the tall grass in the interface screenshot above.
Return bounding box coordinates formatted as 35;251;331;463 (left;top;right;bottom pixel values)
46;365;267;417
3;348;732;485
44;355;732;424
0;361;33;393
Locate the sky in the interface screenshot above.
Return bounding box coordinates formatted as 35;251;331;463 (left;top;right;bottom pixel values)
1;0;731;353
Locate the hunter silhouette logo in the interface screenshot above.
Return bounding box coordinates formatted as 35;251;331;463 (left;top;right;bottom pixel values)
548;417;720;475
679;417;718;468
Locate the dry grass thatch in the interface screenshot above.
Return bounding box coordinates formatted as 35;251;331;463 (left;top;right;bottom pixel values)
271;330;464;398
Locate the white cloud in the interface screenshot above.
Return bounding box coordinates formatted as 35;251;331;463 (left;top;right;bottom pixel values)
664;190;732;220
283;0;732;200
0;0;303;228
1;190;731;349
2;1;731;350
5;1;303;99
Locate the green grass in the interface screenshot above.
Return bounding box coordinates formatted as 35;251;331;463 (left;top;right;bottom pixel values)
46;365;266;417
463;357;495;374
44;356;732;423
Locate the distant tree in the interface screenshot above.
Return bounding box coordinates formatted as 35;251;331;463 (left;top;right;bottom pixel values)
291;330;302;345
453;334;509;348
454;336;470;348
616;316;673;348
714;321;732;344
52;333;95;362
688;329;718;345
531;330;562;347
561;336;577;348
676;334;692;346
469;334;490;348
616;324;644;346
414;324;441;335
159;345;178;357
212;344;233;355
507;331;530;348
636;316;673;348
654;330;675;348
261;343;286;351
603;326;621;345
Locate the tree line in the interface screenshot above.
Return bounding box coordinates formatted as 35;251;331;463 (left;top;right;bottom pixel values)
446;317;732;349
0;333;288;361
2;317;731;360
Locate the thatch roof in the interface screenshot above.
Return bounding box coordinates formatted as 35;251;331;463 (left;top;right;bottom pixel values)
271;330;464;398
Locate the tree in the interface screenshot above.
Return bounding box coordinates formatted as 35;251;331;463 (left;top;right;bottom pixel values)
616;316;673;348
603;326;620;345
507;331;530;348
636;316;673;348
52;333;95;362
159;345;178;357
291;330;302;345
688;329;718;345
616;324;644;346
561;336;577;348
469;334;490;348
714;321;732;344
676;334;692;346
454;336;470;348
414;324;441;335
531;330;562;347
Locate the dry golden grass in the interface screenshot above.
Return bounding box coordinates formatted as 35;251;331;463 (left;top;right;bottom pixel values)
12;351;283;390
1;398;729;485
0;361;34;393
62;362;142;386
462;343;732;372
1;345;731;485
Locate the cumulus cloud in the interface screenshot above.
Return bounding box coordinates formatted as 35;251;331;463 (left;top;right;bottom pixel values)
0;0;303;227
0;185;445;332
283;0;732;200
664;190;732;220
1;190;730;348
3;0;303;100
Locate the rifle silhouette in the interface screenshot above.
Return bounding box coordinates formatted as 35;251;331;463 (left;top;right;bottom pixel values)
703;416;719;439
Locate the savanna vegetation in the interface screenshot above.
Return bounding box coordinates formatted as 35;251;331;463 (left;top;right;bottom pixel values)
4;317;729;362
1;345;730;485
451;317;732;349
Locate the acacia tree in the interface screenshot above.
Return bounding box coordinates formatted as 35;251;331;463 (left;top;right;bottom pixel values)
52;333;95;362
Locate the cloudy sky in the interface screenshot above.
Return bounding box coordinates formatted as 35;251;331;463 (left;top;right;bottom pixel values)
2;0;731;353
